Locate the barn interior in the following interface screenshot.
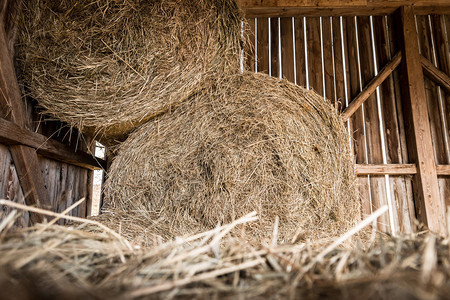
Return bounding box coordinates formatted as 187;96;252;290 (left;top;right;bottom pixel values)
0;0;450;298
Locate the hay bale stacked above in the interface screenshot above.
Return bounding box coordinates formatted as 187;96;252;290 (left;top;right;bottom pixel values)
17;0;243;145
104;72;360;241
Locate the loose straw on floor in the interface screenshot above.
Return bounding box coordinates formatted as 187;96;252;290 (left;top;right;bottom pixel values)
0;199;132;251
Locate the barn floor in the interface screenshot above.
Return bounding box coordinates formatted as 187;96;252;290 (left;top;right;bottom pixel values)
0;204;449;300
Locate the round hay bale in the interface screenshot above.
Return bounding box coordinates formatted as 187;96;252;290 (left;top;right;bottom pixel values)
17;0;243;145
104;72;360;241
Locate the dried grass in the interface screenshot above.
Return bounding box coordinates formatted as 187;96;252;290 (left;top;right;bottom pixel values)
17;0;244;145
1;203;449;300
104;72;360;242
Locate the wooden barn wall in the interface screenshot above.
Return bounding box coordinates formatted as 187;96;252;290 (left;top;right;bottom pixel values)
415;15;450;213
0;97;94;225
244;14;450;235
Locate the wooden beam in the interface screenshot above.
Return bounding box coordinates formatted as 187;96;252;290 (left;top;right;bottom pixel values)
420;55;450;95
236;1;450;17
341;51;401;121
355;164;450;175
355;164;417;175
0;2;53;223
437;165;450;176
397;6;446;235
0;117;106;170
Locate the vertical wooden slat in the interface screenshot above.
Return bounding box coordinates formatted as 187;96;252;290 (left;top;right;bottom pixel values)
387;14;417;228
245;18;256;72
306;17;323;95
86;169;94;216
0;145;28;227
431;15;450;210
57;163;68;224
322;17;335;103
256;18;269;74
373;16;414;233
357;16;390;232
396;6;445;235
270;17;280;77
332;17;346;108
280;17;295;82
431;15;450;159
294;17;307;87
345;16;371;218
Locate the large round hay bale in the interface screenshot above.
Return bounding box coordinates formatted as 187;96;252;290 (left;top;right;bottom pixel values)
104;72;360;241
17;0;243;145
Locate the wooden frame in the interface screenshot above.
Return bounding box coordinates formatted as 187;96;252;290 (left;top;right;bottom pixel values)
395;6;446;235
236;1;450;17
0;117;106;170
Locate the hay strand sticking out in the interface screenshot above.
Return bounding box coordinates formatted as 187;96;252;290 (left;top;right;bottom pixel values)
17;0;244;145
104;72;360;241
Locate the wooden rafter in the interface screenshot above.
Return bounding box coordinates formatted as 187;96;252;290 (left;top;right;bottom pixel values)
236;0;450;17
341;51;402;121
420;55;450;94
396;6;445;236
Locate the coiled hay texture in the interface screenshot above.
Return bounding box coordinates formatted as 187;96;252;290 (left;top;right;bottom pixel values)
17;0;243;145
105;72;360;241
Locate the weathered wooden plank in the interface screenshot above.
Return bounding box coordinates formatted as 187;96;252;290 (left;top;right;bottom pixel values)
431;15;450;159
236;0;367;8
56;163;68;224
280;17;295;82
356;164;417;175
306;17;323;95
245;18;256;72
294;17;307;87
236;1;450;17
416;15;447;167
342;52;402;120
387;14;417;232
270;17;280;77
341;52;401;121
345;17;364;163
357;16;390;232
322;17;335;103
337;16;355;155
432;15;450;209
332;17;346;108
0;4;53;222
374;15;414;233
0;117;106;170
396;6;445;235
344;16;371;217
437;165;450;175
256;18;269;74
78;169;88;217
8;145;50;223
0;144;29;227
421;55;450;94
86;169;94;217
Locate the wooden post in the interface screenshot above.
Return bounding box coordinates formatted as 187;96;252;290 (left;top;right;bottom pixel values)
396;6;446;235
0;0;51;222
